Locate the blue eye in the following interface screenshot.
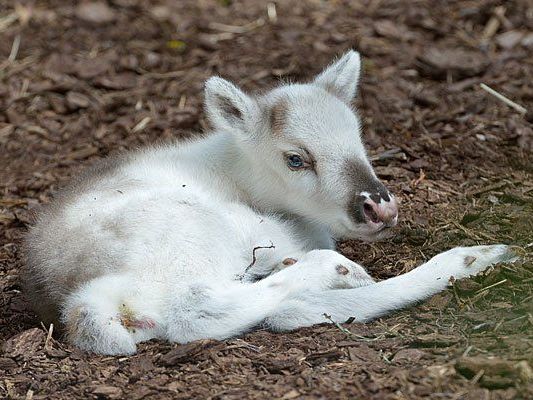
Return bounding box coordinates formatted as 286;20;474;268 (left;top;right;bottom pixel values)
287;154;304;169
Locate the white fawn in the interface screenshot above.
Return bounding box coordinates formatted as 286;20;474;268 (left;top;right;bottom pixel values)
24;51;517;355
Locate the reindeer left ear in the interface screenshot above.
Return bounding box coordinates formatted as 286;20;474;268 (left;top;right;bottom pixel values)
204;77;259;137
313;50;361;104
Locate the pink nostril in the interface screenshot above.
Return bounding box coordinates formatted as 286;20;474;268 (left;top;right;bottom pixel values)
363;197;399;227
363;202;380;224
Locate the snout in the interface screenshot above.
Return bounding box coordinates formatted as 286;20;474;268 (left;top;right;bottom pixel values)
356;191;398;229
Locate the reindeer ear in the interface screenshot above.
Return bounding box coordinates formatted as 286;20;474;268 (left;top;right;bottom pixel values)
204;77;258;135
313;50;361;104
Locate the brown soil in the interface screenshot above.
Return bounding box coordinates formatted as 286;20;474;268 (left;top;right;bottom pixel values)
1;1;532;399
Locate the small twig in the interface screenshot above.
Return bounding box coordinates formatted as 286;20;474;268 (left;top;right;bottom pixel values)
8;34;20;63
413;169;426;186
506;314;528;324
0;54;37;79
470;369;485;385
369;147;406;162
209;18;265;34
323;314;390;342
493;317;506;332
451;220;497;242
480;83;527;115
243;241;275;274
465;181;509;197
44;323;54;349
267;3;277;23
178;95;187;109
132;116;151;133
475;279;507;294
481;6;505;42
225;339;262;352
141;69;187;79
462;345;473;357
451;221;482;241
0;12;18;32
323;313;354;336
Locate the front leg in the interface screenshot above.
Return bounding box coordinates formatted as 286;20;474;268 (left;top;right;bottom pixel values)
264;244;519;332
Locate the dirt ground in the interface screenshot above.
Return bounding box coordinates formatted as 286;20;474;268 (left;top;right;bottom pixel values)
1;0;532;398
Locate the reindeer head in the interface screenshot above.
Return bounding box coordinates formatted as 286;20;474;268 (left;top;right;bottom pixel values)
204;50;398;241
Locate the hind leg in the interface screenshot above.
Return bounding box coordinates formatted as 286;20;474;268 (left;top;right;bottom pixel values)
164;250;373;343
61;274;158;355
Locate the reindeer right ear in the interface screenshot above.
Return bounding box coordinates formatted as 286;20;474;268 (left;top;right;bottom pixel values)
204;77;258;136
313;50;361;104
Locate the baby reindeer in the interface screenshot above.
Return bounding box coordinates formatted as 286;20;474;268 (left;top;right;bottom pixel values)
24;51;517;355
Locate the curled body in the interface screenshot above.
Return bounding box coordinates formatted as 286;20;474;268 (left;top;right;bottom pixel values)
24;51;517;355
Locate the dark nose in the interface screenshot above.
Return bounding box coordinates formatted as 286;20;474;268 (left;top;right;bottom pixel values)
357;192;399;228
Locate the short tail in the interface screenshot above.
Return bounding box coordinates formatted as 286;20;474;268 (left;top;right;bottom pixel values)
61;274;157;355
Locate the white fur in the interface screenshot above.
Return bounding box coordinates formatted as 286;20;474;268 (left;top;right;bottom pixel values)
24;51;518;355
314;50;361;103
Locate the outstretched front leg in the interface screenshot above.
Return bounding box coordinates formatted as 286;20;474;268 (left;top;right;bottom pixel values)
265;244;519;331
